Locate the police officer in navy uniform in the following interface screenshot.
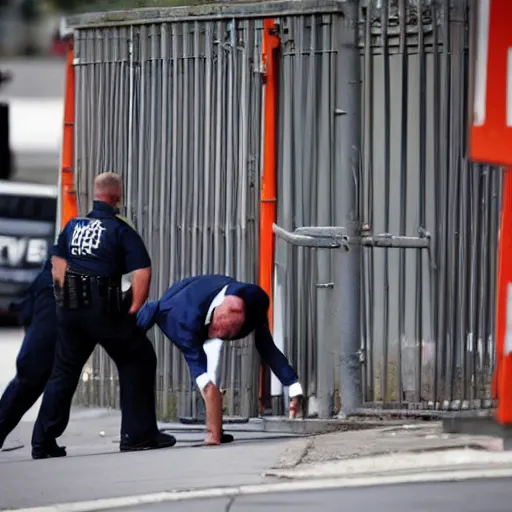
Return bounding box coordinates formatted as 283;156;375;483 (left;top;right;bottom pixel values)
31;172;176;459
136;274;304;446
0;258;56;451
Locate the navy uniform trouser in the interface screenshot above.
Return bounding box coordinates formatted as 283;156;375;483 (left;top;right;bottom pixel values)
0;307;57;447
32;302;159;450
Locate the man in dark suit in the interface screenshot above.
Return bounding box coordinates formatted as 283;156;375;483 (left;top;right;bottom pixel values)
136;274;304;445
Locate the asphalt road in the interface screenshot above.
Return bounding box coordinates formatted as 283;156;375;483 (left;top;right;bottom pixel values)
105;478;512;512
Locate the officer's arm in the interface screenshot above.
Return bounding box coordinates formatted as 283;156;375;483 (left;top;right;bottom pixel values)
130;268;151;314
50;225;69;286
119;225;152;315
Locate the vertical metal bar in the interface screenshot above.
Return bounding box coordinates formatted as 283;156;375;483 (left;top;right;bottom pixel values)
160;22;170;419
112;28;121;169
397;0;409;407
335;1;361;416
238;20;249;284
292;16;307;415
148;24;157;266
170;22;181;411
468;166;480;401
278;17;296;413
213;21;224;274
431;0;441;408
136;25;146;236
303;15;317;400
191;21;201;278
489;171;504;386
477;170;491;399
104;29;113;171
126;26;135;218
363;1;375;405
225;19;235;278
180;22;190;281
487;168;501;400
238;19;251;417
202;22;213;273
190;21;200;418
458;4;471;404
93;30;104;176
415;0;426;404
381;0;391;405
316;15;334;419
434;0;450;406
444;0;458;407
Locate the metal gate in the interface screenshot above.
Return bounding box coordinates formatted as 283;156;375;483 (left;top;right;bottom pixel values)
359;0;501;412
69;0;502;419
71;13;268;419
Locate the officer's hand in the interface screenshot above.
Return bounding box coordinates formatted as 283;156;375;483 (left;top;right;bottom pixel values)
51;255;68;287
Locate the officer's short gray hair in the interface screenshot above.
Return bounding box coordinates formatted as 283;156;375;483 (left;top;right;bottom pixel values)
94;172;123;194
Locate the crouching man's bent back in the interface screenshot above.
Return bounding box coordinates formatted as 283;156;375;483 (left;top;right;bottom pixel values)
137;274;304;445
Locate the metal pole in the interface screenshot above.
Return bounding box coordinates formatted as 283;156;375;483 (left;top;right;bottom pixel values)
316;14;335;419
334;0;362;417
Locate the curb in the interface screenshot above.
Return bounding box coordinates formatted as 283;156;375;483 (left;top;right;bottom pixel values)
270;438;314;470
260;418;408;435
11;467;512;512
264;448;512;480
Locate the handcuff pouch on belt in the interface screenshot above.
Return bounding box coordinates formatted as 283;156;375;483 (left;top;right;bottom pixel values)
54;270;123;314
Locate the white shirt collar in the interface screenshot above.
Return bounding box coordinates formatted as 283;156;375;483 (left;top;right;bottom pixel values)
205;285;229;325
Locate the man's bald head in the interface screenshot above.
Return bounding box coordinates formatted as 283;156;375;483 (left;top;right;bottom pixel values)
94;172;123;207
208;296;246;340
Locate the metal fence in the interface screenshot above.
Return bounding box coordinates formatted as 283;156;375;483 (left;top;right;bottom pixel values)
71;15;268;419
358;0;501;412
70;0;502;420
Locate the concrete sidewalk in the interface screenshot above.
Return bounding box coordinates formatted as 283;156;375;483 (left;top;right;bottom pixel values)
2;410;512;511
0;408;302;510
266;422;512;480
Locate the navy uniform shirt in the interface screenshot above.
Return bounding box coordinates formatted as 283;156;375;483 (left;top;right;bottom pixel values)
9;258;54;327
51;201;150;278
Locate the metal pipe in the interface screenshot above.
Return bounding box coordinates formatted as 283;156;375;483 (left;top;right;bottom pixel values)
316;14;335;419
275;224;430;249
260;18;280;411
333;0;361;417
273;223;341;249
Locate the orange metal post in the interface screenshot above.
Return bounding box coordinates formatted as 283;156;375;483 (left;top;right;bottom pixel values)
60;41;78;228
468;0;512;425
494;169;512;424
258;20;280;413
469;0;512;168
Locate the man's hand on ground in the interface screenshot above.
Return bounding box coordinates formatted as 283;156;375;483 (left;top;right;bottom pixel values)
289;396;303;419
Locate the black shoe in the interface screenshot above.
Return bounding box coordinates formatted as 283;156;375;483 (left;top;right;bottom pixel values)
31;445;67;460
221;431;234;444
120;431;176;452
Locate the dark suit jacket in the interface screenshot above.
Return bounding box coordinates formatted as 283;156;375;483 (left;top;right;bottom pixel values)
137;274;298;386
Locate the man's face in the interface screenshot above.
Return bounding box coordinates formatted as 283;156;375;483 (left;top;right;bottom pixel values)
208;297;245;340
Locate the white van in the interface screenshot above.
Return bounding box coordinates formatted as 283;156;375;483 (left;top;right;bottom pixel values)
0;180;57;314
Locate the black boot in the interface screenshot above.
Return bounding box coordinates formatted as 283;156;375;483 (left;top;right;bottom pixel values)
221;431;234;444
32;442;67;460
120;431;176;452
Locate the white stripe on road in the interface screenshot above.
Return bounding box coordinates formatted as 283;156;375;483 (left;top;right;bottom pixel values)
11;466;512;512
